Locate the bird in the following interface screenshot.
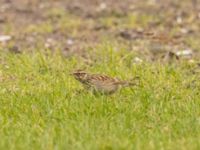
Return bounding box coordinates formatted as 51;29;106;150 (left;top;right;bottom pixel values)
70;69;137;94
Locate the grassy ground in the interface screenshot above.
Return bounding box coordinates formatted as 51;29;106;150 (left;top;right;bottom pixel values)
1;0;200;149
0;45;200;150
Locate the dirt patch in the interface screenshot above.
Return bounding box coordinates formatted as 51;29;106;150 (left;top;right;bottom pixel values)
0;0;200;62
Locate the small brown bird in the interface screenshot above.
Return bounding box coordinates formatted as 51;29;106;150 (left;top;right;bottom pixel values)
71;70;137;94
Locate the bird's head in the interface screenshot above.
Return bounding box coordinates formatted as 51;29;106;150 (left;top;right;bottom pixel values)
70;69;88;80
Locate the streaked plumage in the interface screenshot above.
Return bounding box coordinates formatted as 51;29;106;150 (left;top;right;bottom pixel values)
71;70;135;94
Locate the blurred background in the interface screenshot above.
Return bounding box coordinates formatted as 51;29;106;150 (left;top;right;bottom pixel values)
0;0;200;62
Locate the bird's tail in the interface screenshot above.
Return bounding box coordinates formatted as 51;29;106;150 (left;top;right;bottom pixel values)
120;81;136;87
117;76;140;87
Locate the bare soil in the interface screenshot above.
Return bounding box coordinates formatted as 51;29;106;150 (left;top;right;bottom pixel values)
1;0;200;61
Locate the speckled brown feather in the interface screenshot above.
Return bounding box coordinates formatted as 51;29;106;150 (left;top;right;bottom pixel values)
71;70;135;94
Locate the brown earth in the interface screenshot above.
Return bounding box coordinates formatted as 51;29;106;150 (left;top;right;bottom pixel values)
0;0;200;61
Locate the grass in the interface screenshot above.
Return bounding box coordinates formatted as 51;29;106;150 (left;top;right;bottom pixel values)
1;0;200;149
0;43;200;150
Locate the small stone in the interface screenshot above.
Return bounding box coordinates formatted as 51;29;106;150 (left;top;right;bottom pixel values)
97;3;107;11
176;49;193;57
133;57;143;63
176;16;183;24
0;35;12;42
67;39;74;45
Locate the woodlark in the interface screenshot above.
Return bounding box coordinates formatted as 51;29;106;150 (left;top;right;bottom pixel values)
71;70;137;94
